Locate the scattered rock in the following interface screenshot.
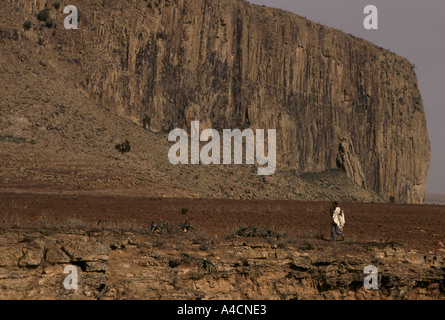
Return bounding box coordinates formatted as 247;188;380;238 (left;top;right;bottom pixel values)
45;246;71;264
62;242;111;262
18;249;43;268
85;261;108;273
0;247;22;267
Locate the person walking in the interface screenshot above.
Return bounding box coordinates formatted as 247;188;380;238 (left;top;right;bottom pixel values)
330;201;345;241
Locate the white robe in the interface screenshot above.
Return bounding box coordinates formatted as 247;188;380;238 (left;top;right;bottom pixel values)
333;207;345;229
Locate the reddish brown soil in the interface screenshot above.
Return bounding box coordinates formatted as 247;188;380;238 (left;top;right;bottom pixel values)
1;192;444;253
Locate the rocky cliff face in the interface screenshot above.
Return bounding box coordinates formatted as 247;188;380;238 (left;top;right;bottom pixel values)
7;0;430;203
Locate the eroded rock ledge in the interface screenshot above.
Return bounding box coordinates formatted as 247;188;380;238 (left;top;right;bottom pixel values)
0;228;443;300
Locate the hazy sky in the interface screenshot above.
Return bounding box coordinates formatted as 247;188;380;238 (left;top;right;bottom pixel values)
248;0;445;194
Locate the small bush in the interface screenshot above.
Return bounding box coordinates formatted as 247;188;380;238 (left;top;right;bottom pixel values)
38;37;45;46
150;221;173;234
245;226;261;237
197;258;216;273
299;240;315;251
38;213;56;230
23;20;32;30
45;18;56;28
53;2;61;9
179;221;193;232
233;225;248;237
114;221;136;233
37;9;50;22
263;228;284;239
63;216;88;229
115;140;131;153
1;212;21;229
314;233;324;240
0;134;36;145
231;226;285;239
156;31;167;40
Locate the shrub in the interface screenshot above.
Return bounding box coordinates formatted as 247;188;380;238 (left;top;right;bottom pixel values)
156;31;167;40
38;37;45;46
63;216;88;229
53;2;61;10
232;225;284;239
45;18;56;28
150;221;173;234
1;212;21;229
179;221;193;232
37;9;50;22
233;225;248;237
245;226;261;237
23;20;32;30
115;140;131;153
314;233;324;240
38;213;56;229
264;228;286;240
197;258;216;273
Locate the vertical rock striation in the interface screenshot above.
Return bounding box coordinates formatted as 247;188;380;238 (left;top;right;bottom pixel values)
9;0;430;203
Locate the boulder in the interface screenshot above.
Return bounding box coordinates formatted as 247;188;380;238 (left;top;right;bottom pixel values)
62;242;111;262
45;246;71;264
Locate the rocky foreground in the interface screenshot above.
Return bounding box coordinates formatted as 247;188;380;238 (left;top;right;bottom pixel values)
1;226;443;300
